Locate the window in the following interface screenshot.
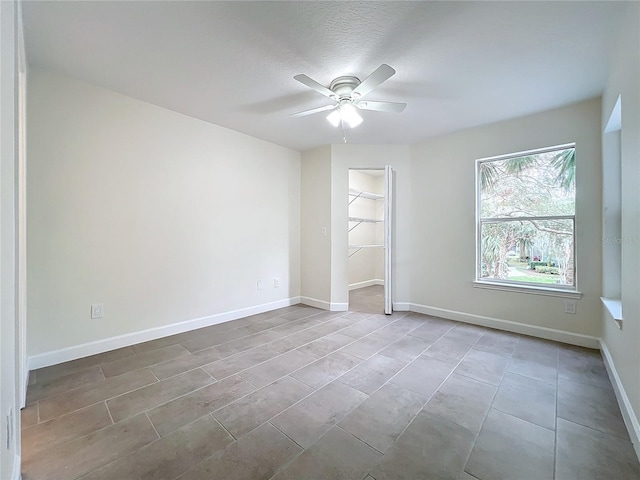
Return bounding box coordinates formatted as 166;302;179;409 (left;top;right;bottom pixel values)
476;144;576;292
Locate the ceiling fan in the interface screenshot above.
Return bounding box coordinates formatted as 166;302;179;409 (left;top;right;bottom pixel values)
291;64;407;129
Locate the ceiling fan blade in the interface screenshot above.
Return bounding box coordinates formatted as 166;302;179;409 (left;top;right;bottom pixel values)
356;101;407;113
352;64;396;99
294;74;337;99
291;104;337;117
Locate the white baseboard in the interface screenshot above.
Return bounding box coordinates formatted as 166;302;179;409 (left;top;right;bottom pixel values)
348;279;384;291
28;297;301;370
330;303;349;312
300;296;331;310
408;303;600;349
393;302;411;311
600;340;640;461
299;296;348;312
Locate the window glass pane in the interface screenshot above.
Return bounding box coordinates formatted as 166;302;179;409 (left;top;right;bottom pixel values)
480;219;574;286
480;148;575;218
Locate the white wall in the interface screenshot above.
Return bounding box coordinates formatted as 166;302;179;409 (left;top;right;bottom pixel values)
348;170;383;288
300;146;332;308
410;98;603;344
600;1;640;455
330;144;412;309
27;68;301;363
1;1;22;478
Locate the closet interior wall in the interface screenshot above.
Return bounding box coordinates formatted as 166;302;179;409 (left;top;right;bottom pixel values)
348;170;384;289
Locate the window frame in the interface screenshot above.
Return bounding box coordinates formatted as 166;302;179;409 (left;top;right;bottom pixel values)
474;143;580;297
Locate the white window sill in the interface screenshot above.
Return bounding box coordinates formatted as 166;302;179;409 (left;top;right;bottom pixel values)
473;280;582;299
601;297;623;329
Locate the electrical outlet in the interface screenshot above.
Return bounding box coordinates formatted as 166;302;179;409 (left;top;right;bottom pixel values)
564;300;577;315
91;303;104;319
274;278;280;288
257;281;263;290
321;227;327;237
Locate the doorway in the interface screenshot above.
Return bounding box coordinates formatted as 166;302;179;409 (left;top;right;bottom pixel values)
347;166;393;314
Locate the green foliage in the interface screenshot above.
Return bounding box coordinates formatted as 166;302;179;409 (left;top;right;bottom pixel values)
529;261;557;269
534;266;560;275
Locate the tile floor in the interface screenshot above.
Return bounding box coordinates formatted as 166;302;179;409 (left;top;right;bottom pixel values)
21;286;640;479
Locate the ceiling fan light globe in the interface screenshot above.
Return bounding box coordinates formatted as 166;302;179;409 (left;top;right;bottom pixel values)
326;109;341;127
341;104;363;128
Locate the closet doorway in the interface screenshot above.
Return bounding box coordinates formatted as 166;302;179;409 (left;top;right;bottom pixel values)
348;166;393;314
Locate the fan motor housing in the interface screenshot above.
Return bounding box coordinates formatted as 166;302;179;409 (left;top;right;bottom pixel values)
330;76;361;99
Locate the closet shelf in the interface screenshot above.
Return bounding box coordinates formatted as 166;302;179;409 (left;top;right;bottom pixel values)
348;244;384;257
349;217;383;223
348;188;384;201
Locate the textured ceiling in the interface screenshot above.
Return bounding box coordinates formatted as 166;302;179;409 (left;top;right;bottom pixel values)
22;1;629;151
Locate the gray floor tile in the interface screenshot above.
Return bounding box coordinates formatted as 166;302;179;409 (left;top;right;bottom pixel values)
148;375;256;436
32;347;135;384
473;329;519;357
374;322;418;341
390;355;453;399
465;409;555;480
296;332;356;358
26;366;105;403
507;356;557;384
557;377;628;438
22;403;113;461
101;344;191;377
423;337;473;366
339;317;388;338
512;336;559;368
202;345;284;379
339;382;425;454
271;381;367;448
268;316;326;336
239;349;317;388
150;346;229;380
371;410;475;480
492;372;556;430
181;328;249;353
339;333;395;360
378;335;433;363
443;324;486;344
272;426;381;480
409;318;455;342
423;373;495;435
454;348;509;386
79;415;233;480
130;332;190;355
213;376;313;437
20;403;38;429
291;351;362;389
558;346;611;389
212;330;284;356
555;418;640;480
38;368;158;421
25;290;638;480
107;368;214;423
177;422;302;480
22;413;158;480
337;354;406;395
